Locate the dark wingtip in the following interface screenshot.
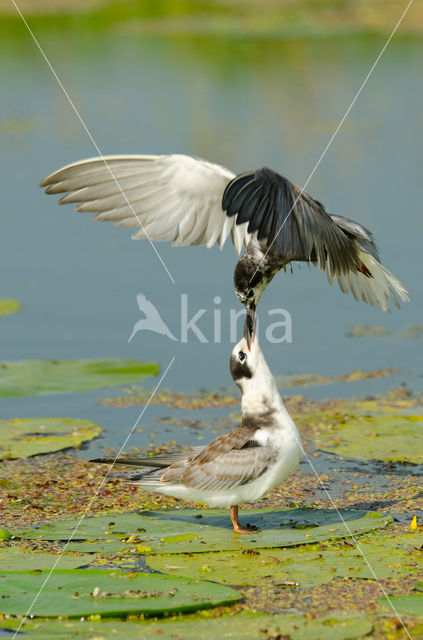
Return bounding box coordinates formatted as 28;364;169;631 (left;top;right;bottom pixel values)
222;171;255;213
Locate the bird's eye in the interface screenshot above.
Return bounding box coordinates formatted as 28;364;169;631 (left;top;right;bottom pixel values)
239;351;246;362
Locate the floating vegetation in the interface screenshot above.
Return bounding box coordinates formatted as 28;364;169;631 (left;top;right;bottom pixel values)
346;324;392;338
347;323;423;341
0;612;374;640
0;298;21;316
0;359;159;397
398;324;423;341
0;569;241;617
99;367;400;408
18;509;391;554
99;387;238;409
0;547;87;571
277;367;398;388
1;387;423;635
150;536;423;585
380;591;423;618
0;418;101;459
314;415;423;464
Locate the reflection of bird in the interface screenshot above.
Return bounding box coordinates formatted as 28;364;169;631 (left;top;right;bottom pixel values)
41;154;408;317
92;319;302;534
128;293;177;343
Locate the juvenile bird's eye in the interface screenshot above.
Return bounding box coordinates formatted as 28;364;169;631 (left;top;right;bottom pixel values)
239;351;246;362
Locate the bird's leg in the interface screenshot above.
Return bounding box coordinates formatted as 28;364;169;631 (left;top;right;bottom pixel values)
229;505;259;534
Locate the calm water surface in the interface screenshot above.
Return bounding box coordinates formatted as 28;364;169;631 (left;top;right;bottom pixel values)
1;25;422;454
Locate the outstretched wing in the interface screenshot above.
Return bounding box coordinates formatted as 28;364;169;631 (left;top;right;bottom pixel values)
41;154;250;253
326;216;409;311
327;251;409;312
223;167;358;276
329;214;380;260
161;427;276;493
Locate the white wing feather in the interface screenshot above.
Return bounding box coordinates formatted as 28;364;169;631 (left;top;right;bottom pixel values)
41;154;250;253
327;250;409;312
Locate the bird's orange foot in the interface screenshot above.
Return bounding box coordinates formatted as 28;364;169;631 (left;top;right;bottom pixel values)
233;523;260;534
229;505;260;534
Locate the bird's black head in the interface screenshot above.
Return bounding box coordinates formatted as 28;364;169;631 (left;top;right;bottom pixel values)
234;259;263;310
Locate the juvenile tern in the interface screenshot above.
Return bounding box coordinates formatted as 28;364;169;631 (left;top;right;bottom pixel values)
92;319;302;534
41;154;408;315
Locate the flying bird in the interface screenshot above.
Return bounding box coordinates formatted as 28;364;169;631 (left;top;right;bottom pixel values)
92;319;303;534
41;154;408;315
128;293;177;343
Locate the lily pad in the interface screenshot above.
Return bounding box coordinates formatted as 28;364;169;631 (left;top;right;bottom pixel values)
0;569;241;617
316;415;423;463
149;536;423;586
0;299;21;316
0;547;88;571
18;508;391;553
380;593;423;618
151;549;335;587
0;359;159;397
64;540;135;554
0;613;373;639
0;418;101;459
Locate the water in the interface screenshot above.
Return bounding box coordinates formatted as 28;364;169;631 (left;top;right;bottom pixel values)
1;22;422;454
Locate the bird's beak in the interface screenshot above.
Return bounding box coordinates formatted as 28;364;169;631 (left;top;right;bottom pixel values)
243;310;256;351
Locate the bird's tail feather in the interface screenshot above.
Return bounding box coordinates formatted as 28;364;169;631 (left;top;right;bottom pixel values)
90;456;166;468
91;450;201;469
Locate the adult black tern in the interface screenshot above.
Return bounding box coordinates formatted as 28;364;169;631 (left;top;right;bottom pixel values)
41;154;408;315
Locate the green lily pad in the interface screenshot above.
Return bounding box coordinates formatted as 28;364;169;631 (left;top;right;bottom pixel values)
380;593;423;618
0;359;159;397
18;508;391;553
151;549;335;587
0;547;88;571
0;418;101;459
149;536;423;586
0;612;373;639
64;540;135;554
0;298;21;316
316;415;423;463
0;569;241;617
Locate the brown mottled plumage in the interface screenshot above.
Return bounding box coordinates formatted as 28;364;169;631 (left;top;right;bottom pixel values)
92;321;303;533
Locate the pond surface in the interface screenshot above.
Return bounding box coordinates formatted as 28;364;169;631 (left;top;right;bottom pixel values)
0;20;422;454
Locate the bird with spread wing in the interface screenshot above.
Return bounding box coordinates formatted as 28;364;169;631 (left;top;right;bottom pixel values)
41;154;408;316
